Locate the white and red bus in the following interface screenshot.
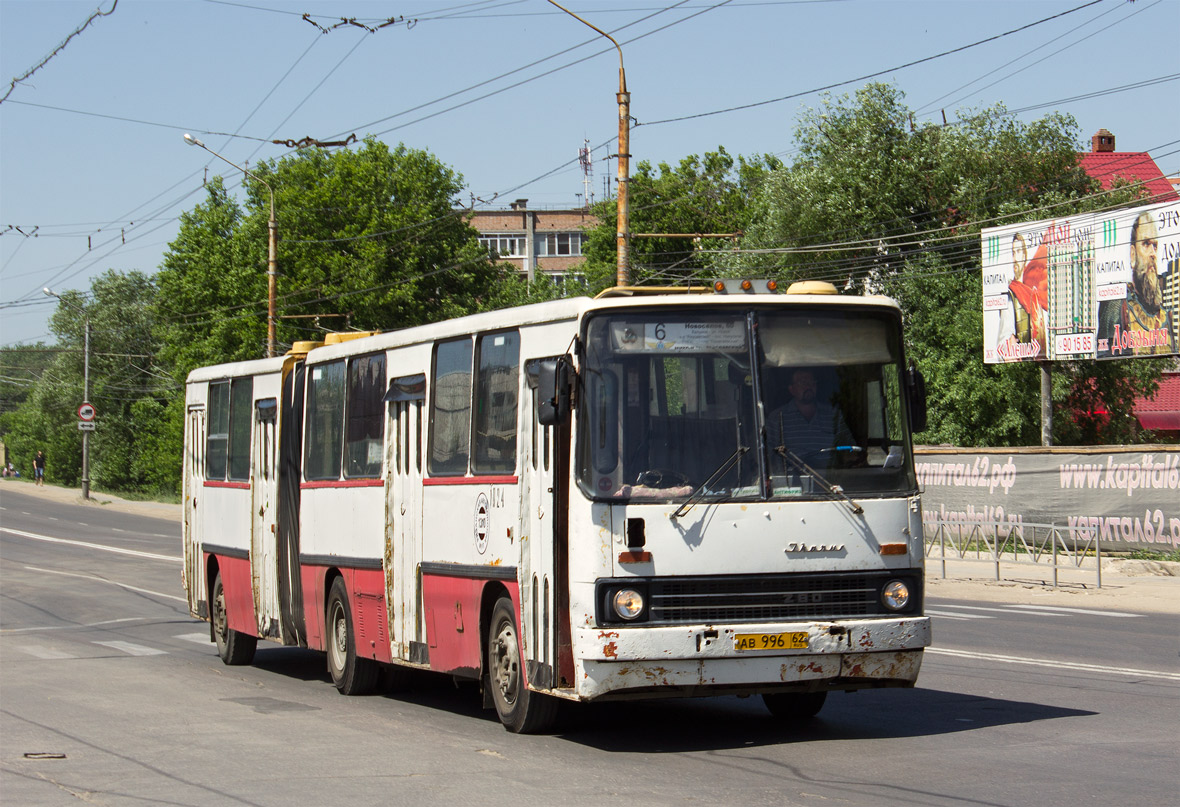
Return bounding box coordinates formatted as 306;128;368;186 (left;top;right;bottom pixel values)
182;280;931;732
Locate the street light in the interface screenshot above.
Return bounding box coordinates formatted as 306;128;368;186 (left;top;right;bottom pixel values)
184;133;279;357
43;287;92;500
547;0;631;286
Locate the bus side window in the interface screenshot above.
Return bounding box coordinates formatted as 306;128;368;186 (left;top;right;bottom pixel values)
228;377;253;482
206;381;229;481
473;331;519;474
345;353;385;479
305;361;346;481
429;339;472;475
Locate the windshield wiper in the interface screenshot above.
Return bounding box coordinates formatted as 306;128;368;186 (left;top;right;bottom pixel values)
775;446;864;516
671;446;749;520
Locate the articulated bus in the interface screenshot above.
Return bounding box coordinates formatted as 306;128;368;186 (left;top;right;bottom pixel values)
182;280;931;732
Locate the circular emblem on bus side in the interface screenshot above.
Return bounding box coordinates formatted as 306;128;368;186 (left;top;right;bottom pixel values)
474;492;490;555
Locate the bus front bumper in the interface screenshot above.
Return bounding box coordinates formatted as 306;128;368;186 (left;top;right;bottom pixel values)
572;616;930;700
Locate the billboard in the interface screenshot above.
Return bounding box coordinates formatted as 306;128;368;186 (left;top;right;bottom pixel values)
981;200;1179;363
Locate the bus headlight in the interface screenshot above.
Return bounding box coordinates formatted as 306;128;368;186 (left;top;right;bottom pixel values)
612;588;646;621
881;579;911;611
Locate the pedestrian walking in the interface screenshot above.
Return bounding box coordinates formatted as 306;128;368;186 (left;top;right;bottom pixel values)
34;450;46;486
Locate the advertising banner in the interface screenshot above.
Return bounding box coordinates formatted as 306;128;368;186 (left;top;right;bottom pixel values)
981;200;1179;363
915;447;1180;550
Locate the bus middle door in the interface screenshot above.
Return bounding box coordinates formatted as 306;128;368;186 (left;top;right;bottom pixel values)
250;398;281;639
384;374;426;663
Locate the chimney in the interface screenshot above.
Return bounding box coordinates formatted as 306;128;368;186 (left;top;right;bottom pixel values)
510;199;528;210
1091;129;1115;153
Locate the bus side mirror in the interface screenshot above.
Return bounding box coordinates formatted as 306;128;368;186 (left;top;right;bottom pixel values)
537;356;572;426
906;365;928;434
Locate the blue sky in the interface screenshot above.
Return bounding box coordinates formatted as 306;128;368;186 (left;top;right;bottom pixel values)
2;0;1177;346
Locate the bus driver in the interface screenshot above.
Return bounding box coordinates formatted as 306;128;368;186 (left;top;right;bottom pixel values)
766;368;852;465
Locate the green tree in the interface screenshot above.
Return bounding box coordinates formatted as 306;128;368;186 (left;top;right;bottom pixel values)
582;147;780;291
1;271;169;491
744;83;1153;446
155;139;506;373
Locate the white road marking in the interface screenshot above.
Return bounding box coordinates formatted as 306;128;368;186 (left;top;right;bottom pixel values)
930;604;1066;616
93;640;167;657
928;647;1180;681
176;632;212;645
1;617;145;634
17;646;76;660
23;565;186;602
1004;604;1144;618
925;609;992;620
1;527;180;563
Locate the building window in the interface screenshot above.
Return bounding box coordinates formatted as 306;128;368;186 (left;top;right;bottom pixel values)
550;272;586;289
537;232;585;257
478;233;527;258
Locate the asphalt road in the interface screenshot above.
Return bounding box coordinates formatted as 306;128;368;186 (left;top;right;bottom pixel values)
2;486;1177;807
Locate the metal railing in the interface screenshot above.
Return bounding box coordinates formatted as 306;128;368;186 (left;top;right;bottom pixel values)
924;519;1102;588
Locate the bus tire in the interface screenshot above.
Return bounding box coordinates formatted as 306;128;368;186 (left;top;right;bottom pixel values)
326;577;379;695
762;691;827;719
212;572;256;666
487;596;558;734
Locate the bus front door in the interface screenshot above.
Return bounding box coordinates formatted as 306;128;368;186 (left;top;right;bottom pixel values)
522;361;572;691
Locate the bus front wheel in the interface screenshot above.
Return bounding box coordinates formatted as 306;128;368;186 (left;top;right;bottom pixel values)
326;577;379;695
762;690;827;719
487;597;558;734
211;572;256;666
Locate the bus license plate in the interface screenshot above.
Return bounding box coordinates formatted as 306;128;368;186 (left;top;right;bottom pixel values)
734;632;809;651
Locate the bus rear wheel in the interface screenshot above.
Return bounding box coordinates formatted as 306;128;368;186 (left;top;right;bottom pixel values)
326;577;379;695
762;690;827;719
487;597;558;734
211;572;256;666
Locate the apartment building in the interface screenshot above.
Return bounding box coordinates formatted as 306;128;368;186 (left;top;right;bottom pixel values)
470;199;596;286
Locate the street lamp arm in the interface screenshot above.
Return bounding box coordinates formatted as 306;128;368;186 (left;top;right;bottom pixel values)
546;0;626;92
182;133;279;357
184;133;274;198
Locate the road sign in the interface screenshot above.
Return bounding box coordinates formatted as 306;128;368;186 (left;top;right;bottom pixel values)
78;421;96;431
78;402;96;422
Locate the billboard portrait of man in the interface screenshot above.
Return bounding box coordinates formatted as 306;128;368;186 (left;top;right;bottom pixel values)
1097;210;1177;357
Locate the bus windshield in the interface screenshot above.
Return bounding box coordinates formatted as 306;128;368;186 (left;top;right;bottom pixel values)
576;307;917;503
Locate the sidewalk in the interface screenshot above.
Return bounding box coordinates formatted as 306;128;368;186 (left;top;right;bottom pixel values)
925;553;1179;615
3;478;1176;615
0;478;183;520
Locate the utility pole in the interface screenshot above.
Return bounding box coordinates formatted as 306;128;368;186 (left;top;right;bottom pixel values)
43;288;92;499
548;1;630;286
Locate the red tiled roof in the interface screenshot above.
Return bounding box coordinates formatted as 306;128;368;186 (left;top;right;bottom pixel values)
1135;373;1180;431
1078;152;1179;204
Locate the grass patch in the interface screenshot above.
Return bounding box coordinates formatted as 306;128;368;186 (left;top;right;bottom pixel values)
1126;548;1180;563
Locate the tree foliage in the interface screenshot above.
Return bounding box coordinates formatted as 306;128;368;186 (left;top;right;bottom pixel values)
743;83;1153;446
582;147;780;291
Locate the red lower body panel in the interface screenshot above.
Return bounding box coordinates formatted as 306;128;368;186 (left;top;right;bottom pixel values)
207;553;256;636
299;564;391;664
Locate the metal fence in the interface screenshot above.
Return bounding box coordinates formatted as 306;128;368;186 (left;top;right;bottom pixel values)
924;519;1103;588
